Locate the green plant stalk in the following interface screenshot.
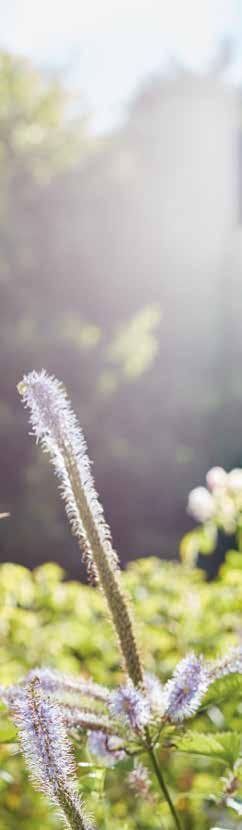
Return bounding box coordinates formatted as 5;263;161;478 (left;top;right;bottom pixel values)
145;729;182;830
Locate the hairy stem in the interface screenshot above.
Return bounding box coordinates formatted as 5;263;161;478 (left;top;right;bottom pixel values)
65;450;144;686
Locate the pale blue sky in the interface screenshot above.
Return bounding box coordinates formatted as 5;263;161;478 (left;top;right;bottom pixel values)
1;0;242;131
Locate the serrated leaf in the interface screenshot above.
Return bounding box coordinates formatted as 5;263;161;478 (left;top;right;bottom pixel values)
176;731;241;766
203;673;242;707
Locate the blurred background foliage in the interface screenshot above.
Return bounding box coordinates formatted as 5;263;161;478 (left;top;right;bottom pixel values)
1;50;242;575
1;555;242;828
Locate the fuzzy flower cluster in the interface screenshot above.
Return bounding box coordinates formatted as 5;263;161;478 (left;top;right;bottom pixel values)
62;706;117;736
110;681;150;732
3;645;242;828
207;647;242;682
188;466;242;533
160;647;242;724
18;370;117;579
11;675;93;830
161;655;210;722
26;667;110;704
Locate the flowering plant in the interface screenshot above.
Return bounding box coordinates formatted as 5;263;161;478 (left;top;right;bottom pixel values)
183;466;242;565
1;372;242;829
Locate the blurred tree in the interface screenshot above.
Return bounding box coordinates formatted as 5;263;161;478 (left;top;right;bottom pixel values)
0;52;242;576
0;52;98;574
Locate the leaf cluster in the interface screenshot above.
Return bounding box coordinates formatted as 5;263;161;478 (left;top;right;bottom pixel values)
1;553;242;827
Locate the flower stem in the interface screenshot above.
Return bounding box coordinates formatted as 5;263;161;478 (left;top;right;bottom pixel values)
145;734;182;830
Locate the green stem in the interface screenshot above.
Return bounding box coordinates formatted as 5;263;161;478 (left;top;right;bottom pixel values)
147;742;183;830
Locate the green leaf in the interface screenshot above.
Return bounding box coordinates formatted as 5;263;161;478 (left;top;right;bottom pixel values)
175;731;241;766
203;673;242;707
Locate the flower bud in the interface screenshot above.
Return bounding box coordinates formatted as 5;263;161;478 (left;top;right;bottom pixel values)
206;467;227;491
227;469;242;493
187;487;214;523
218;496;236;532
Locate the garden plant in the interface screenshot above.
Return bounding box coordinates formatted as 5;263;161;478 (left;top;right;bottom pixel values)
1;372;242;829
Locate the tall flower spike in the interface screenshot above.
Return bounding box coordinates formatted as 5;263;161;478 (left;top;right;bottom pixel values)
18;371;143;687
61;706;121;737
26;668;110;705
208;647;242;681
11;675;94;830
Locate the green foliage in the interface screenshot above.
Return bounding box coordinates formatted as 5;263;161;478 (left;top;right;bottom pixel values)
176;732;241;767
203;675;242;708
0;51;89;181
2;553;242;827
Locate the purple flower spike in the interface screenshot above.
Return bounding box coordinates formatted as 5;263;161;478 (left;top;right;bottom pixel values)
11;674;94;830
110;681;150;732
18;370;144;688
27;667;110;705
208;647;242;681
163;654;209;722
18;370;117;579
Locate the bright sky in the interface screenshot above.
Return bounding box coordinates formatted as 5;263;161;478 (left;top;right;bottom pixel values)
1;0;242;131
